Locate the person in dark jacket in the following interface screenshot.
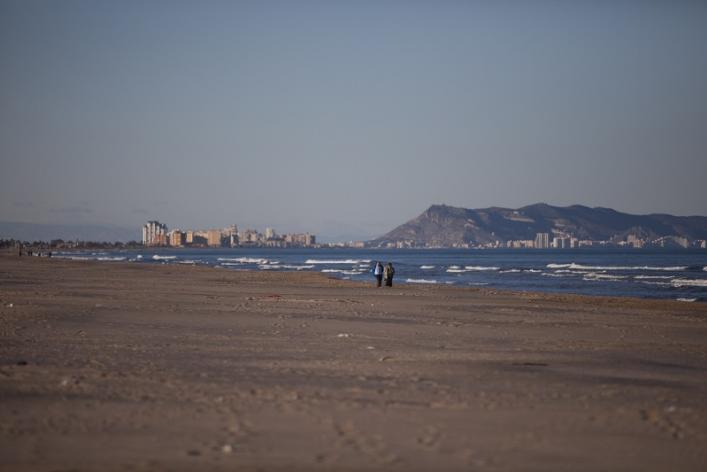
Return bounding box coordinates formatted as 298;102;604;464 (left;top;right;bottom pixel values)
383;262;395;287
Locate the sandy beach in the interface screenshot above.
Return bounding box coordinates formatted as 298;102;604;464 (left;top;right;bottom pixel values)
1;254;706;471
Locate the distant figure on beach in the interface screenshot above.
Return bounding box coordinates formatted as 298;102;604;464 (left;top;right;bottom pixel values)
373;261;383;287
383;262;395;287
18;245;22;257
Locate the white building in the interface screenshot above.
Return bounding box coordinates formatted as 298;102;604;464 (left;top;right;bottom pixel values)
534;233;550;249
142;221;167;246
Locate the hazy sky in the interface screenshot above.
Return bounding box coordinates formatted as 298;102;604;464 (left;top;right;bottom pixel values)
1;1;706;241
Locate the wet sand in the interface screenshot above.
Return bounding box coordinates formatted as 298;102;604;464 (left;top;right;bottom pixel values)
1;254;706;471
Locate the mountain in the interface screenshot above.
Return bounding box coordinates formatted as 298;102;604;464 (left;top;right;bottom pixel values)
370;204;707;247
0;221;140;243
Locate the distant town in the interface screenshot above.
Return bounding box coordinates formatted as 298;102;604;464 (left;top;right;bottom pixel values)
375;232;706;250
140;220;347;248
141;219;706;251
2;201;706;251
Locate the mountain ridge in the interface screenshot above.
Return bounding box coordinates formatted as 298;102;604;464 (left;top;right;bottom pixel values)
371;203;707;247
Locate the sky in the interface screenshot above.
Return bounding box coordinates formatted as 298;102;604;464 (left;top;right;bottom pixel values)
1;0;706;241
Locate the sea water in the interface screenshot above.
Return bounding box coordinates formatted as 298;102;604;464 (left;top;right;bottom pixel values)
54;248;707;302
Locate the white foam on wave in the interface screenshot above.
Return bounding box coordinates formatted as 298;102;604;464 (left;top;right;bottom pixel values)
446;265;499;273
177;260;198;265
321;269;362;275
704;266;707;272
217;257;269;264
639;281;671;287
542;272;571;278
405;278;438;284
547;262;686;271
499;269;521;273
306;259;370;264
525;269;542;273
677;297;698;302
671;278;707;288
97;256;126;262
420;265;435;270
54;255;91;261
258;264;309;270
634;275;673;280
468;282;489;286
136;255;143;259
152;255;176;261
583;272;628;281
285;264;315;270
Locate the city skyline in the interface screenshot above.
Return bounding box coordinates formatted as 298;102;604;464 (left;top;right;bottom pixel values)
141;220;317;248
1;1;707;242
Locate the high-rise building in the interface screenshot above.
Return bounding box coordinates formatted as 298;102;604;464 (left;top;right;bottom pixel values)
305;233;315;247
168;229;184;247
265;227;275;240
534;232;550;249
207;229;223;247
224;225;239;247
142;221;168;246
552;237;570;249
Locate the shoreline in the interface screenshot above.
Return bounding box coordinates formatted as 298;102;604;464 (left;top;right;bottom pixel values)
2;254;707;470
10;251;707;307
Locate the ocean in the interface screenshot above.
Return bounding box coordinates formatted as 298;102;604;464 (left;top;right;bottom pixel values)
54;248;707;302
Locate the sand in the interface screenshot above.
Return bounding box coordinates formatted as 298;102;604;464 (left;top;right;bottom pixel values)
1;254;706;471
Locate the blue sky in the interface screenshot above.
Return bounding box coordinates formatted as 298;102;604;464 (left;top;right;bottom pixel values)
1;1;706;241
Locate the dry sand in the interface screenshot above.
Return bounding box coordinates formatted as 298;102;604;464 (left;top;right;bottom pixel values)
1;254;706;471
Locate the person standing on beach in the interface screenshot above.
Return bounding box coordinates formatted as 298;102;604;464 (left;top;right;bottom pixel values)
383;262;395;287
373;261;383;287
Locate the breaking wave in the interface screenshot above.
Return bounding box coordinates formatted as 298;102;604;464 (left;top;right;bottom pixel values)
420;265;435;269
583;273;628;281
547;263;687;271
405;278;439;284
671;279;707;288
152;255;176;261
321;269;362;275
217;257;269;264
259;264;315;271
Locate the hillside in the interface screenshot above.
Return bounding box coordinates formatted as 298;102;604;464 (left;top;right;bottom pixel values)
370;204;707;247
